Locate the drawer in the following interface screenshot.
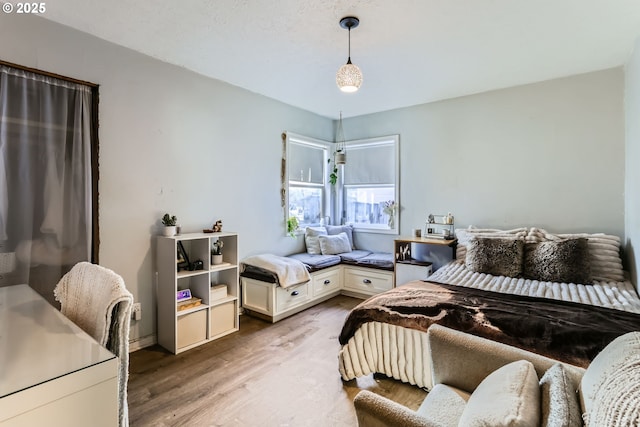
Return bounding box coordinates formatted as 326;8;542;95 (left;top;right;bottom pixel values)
177;309;207;349
242;277;273;315
210;301;236;338
311;268;341;298
344;267;393;294
276;282;311;313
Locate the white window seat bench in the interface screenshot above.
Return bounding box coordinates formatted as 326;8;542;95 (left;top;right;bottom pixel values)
240;251;394;323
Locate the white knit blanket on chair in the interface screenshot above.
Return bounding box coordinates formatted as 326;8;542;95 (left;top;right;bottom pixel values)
54;262;133;427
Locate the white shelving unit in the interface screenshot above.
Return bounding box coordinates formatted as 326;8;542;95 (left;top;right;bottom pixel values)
157;232;239;354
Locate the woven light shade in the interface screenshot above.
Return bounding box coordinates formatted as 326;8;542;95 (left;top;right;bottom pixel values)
336;17;362;93
336;60;363;93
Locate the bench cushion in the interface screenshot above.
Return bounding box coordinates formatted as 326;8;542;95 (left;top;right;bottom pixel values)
287;253;342;270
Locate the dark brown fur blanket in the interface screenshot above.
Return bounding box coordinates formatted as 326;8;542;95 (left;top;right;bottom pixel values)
339;280;640;367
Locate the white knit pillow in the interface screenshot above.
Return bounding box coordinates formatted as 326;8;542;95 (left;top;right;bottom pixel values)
304;226;327;255
581;332;640;426
459;360;540;427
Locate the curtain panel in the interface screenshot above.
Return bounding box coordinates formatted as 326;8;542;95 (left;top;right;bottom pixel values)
0;64;94;302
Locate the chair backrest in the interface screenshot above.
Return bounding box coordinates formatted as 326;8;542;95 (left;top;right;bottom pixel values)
54;261;133;427
54;261;132;346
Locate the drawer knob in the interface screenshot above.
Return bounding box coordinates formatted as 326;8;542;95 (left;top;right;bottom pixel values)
363;279;372;284
324;279;331;285
291;290;299;296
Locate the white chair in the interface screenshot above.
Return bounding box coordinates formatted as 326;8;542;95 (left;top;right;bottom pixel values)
54;262;133;427
354;324;640;426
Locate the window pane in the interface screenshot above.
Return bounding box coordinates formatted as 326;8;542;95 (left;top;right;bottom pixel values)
345;186;395;228
343;142;395;185
289;186;322;226
288;140;325;184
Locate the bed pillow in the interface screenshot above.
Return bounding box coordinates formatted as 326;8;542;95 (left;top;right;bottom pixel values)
456;227;528;260
326;224;355;249
459;360;540;427
465;237;524;277
527;228;623;282
539;363;582;427
523;238;591;284
318;232;352;255
304;226;327;255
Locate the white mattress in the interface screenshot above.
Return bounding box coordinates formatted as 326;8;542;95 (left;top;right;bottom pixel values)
338;261;640;389
429;260;640;314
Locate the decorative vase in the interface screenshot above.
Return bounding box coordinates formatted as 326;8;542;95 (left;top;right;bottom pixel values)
212;254;223;265
162;226;176;236
388;215;395;229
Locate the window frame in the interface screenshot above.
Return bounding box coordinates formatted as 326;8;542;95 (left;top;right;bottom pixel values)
285;132;331;234
341;135;400;235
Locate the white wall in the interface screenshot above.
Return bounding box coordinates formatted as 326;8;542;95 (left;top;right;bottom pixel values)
0;14;331;345
345;69;625;255
625;38;640;288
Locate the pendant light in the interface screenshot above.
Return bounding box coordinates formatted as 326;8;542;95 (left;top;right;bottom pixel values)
335;111;347;164
336;16;363;93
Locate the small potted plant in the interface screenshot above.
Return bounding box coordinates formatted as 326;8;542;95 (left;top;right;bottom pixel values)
286;216;299;237
161;213;177;236
211;240;224;265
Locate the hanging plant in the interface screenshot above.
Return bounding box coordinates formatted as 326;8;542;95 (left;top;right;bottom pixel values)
329;111;347;185
328;156;339;185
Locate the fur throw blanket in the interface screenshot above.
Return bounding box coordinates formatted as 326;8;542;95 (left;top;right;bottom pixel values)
339;280;640;367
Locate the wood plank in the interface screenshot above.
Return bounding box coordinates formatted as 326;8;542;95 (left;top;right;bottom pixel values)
128;295;427;426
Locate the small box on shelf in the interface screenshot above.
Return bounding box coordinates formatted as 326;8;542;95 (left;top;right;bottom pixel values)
210;284;228;301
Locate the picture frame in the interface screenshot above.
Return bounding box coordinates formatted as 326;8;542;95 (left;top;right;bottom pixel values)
176;241;190;271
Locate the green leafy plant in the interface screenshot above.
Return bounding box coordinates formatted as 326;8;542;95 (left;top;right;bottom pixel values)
211;240;224;255
287;216;299;237
161;213;177;226
327;152;341;185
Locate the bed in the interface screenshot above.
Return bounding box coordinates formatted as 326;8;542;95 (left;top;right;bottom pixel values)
337;227;640;390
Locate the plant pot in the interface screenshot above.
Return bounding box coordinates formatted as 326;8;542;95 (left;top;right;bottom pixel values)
162;226;176;236
212;254;223;265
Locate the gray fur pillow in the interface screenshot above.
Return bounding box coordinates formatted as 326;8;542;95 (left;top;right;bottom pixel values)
465;237;524;277
523;238;591;284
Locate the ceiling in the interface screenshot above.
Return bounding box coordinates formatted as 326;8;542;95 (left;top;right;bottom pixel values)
40;0;640;119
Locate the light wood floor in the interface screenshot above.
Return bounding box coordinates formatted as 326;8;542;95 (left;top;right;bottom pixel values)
128;295;427;426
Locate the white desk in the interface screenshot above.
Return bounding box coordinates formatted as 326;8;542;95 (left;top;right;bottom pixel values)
0;284;118;426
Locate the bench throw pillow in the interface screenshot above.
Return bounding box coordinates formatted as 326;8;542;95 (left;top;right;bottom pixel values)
319;232;352;255
326;224;355;249
465;236;525;277
305;226;327;255
539;363;582;427
459;360;540;427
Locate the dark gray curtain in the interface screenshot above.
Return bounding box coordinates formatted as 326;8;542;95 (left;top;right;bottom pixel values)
0;65;93;302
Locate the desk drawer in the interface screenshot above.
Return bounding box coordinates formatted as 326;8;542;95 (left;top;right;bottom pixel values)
276;282;311;312
344;267;393;294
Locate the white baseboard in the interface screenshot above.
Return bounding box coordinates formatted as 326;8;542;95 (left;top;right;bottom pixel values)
129;334;156;352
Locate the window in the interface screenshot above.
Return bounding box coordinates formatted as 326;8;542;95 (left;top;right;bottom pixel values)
285;133;330;231
342;135;399;233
